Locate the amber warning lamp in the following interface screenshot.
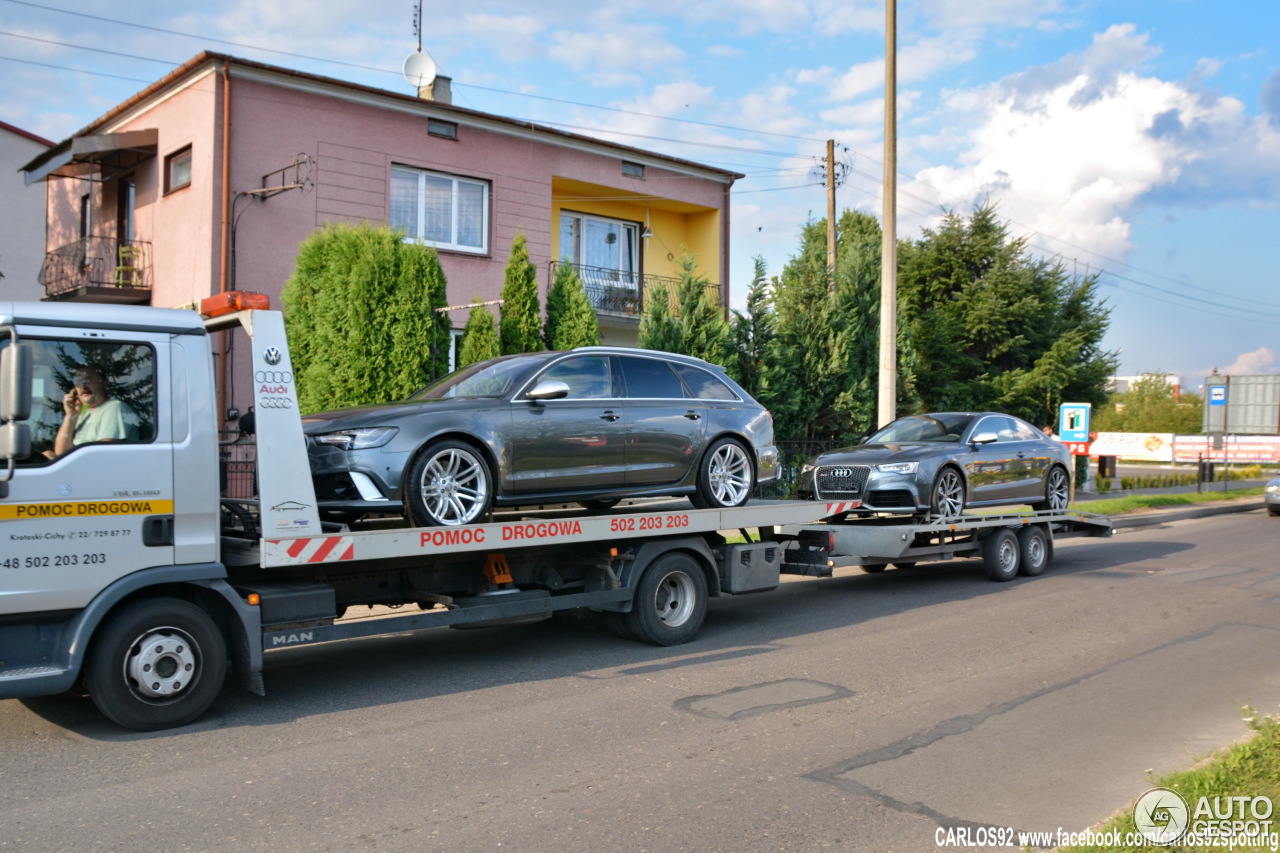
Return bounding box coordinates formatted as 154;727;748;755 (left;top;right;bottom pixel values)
200;291;270;318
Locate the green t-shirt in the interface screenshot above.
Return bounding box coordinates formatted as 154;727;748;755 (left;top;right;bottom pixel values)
73;399;137;445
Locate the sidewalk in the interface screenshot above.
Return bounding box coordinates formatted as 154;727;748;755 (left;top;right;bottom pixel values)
1073;479;1270;529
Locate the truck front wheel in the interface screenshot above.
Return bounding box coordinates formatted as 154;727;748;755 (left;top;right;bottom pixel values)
624;553;708;646
85;598;228;731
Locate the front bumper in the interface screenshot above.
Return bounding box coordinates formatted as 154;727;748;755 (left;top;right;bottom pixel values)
797;464;927;513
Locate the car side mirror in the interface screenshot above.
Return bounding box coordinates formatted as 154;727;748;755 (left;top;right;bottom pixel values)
526;379;570;402
971;431;998;445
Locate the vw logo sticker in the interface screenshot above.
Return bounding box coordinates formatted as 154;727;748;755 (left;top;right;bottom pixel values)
263;346;282;366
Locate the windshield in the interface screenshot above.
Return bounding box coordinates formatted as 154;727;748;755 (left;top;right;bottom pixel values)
867;414;974;444
409;354;547;400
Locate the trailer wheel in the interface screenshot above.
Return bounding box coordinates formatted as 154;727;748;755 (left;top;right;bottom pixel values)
85;598;227;731
1016;526;1051;577
982;529;1020;582
624;553;708;645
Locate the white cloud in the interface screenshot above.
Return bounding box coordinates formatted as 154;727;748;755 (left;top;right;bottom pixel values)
457;15;545;62
900;23;1280;263
1214;347;1279;376
548;24;683;75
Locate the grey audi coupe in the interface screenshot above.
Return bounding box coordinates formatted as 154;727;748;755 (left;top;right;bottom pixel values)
303;347;779;526
796;412;1073;518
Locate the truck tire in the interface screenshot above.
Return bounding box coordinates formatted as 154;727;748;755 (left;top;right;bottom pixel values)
982;528;1020;582
85;598;227;731
623;552;708;645
1016;526;1051;577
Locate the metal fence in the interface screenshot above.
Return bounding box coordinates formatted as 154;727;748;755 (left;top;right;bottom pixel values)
548;261;721;319
39;236;152;298
220;432;257;499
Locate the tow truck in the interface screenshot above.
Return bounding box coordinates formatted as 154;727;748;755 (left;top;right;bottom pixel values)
0;295;1111;730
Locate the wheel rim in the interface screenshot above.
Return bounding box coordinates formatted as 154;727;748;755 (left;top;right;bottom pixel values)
708;443;752;505
934;470;964;516
419;447;488;525
123;627;199;701
1025;534;1046;568
998;538;1018;573
1047;469;1069;509
653;571;697;628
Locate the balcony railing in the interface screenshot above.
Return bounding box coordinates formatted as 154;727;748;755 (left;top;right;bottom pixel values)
550;261;721;320
40;236;152;302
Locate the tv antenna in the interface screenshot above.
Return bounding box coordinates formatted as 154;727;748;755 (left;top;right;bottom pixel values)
404;1;438;90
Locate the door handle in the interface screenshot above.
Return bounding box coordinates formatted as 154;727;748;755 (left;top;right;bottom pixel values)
684;410;701;420
600;411;620;421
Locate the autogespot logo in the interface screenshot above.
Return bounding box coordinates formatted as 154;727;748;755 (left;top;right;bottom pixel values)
1134;787;1190;845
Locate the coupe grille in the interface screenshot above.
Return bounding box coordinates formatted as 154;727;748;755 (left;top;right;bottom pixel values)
816;465;871;499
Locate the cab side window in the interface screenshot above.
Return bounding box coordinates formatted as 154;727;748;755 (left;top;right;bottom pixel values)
7;338;157;463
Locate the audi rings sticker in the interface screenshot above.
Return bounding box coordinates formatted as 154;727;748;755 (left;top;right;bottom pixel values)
255;370;293;383
256;368;295;409
263;346;282;365
259;397;294;409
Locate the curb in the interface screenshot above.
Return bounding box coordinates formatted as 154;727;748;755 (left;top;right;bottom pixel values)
1108;497;1264;530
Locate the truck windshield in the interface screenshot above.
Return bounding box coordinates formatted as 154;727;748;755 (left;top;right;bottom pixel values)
409;354;546;400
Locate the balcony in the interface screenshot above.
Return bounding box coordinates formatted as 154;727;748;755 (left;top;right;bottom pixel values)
40;236;152;303
549;261;721;321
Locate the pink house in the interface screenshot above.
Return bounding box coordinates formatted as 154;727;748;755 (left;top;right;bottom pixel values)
22;52;739;423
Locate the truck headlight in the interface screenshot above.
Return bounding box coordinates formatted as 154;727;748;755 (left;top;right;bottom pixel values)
314;427;398;451
876;461;919;474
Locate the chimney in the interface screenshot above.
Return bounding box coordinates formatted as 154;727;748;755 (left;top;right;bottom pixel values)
419;75;452;105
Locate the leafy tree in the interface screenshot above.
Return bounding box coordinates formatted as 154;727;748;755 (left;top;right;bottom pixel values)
729;256;775;397
499;232;543;354
460;301;500;367
282;222;450;413
896;203;1115;425
544;263;600;349
1094;375;1203;433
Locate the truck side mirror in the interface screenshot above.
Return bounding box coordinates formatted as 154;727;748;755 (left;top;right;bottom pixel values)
0;342;32;423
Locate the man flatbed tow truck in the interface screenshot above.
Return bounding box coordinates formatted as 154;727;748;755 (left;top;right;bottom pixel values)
0;296;1111;731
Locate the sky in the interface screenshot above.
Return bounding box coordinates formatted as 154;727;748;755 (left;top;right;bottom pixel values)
2;0;1278;388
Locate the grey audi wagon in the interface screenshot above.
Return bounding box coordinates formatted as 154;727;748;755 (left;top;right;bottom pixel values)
303;348;779;526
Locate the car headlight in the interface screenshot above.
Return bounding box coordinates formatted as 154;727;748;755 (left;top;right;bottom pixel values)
314;427;399;451
800;463;816;475
876;461;919;474
1267;485;1280;494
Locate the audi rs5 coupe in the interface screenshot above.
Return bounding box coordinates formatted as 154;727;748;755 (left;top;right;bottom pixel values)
303;348;779;526
797;412;1073;518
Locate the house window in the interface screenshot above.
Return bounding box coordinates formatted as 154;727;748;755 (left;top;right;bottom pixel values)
427;119;458;140
390;165;488;254
164;146;192;194
559;212;639;283
79;193;92;240
621;161;645;179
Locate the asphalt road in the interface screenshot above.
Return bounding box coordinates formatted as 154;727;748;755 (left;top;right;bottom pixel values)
3;502;1278;852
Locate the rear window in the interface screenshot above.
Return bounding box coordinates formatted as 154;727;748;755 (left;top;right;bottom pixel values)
619;357;687;399
673;364;738;401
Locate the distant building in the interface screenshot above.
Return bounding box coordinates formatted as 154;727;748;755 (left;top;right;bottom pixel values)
1108;374;1185;398
0;120;53;301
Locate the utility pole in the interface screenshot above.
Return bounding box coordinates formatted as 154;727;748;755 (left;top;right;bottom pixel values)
877;0;898;428
826;138;837;288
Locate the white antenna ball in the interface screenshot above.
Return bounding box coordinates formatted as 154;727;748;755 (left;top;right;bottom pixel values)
402;51;437;88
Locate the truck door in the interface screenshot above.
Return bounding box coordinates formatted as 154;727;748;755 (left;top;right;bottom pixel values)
0;328;174;615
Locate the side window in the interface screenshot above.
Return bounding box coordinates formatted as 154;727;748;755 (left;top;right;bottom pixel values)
981;417;1016;441
537;356;612;399
1010;419;1041;441
5;338;157;463
619;357;688;399
673;364;739;401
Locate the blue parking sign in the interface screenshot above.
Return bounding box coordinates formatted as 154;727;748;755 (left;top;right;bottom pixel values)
1058;403;1091;443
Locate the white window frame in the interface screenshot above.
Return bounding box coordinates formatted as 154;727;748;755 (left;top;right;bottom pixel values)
559;211;639;283
391;165;489;254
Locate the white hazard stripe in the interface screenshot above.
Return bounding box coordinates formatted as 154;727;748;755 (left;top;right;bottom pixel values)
824;501;862;516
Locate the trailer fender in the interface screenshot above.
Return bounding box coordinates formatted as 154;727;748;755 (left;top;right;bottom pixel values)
607;536;721;613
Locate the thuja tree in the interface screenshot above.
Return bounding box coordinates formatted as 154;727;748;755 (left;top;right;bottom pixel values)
637;250;731;365
637;284;682;352
282;222;451;413
459;302;500;367
729;256;776;399
544;263;600;349
499;232;544;355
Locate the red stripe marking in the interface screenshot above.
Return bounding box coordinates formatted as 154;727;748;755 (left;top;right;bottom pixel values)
287;539;310;558
309;537;340;562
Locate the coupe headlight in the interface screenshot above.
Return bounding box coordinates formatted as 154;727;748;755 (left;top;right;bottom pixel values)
314;427;399;451
1267;485;1280;494
800;463;816;475
876;461;919;474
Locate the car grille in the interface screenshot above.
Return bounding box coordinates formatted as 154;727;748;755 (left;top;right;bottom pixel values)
313;473;361;501
815;465;871;499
